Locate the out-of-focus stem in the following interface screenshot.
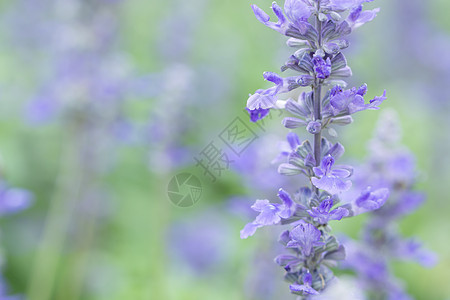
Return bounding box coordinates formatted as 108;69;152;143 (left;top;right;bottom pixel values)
27;121;84;300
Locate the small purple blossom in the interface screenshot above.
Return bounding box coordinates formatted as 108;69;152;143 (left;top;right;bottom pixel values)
274;132;302;163
326;85;387;116
289;270;319;295
355;186;389;211
287;222;324;257
387;191;424;217
274;254;302;272
251;3;289;35
240;189;297;239
347;5;380;30
246;107;270;122
330;0;374;11
252;1;313;36
312;56;332;79
345;245;388;282
284;0;312;33
311;155;352;195
246;72;294;110
394;239;438;267
287;132;301;150
307;198;349;224
0;185;33;215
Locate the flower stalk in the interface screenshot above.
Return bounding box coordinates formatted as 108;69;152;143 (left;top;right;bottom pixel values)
242;0;388;297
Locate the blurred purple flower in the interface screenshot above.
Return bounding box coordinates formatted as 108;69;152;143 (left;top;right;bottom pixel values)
0;185;33;216
168;211;232;273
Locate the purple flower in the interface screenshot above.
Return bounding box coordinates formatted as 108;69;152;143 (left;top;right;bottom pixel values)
168;211;232;273
307;198;349;224
284;0;312;32
240;222;263;239
394;238;438;268
287;222;324;256
251;3;289;35
252;1;313;36
346;247;388;282
240;189;297;239
246;107;270;122
325;85;387;116
246;88;278;111
0;185;33;216
388;191;424;217
347;5;380;30
386;152;416;184
274;254;302;272
312;56;332;79
25;94;59;123
273;132;303;165
287;132;301;150
355;186;389;211
246;72;298;110
289;270;319;295
330;0;374;11
311;155;352;195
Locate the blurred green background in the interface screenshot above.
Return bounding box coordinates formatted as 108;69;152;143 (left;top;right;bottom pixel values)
0;0;449;299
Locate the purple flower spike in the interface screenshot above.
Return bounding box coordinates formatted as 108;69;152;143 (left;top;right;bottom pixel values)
311;155;352;195
355;186;389;211
242;0;387;295
287;222;324;257
289;270;319;295
307;198;349;224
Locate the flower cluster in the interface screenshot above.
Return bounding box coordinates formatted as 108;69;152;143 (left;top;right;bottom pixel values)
342;110;436;299
241;0;388;297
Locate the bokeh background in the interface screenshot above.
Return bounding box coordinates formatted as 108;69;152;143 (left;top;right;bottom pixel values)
0;0;449;299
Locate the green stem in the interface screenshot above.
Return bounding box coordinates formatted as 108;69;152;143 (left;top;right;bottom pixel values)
27;121;84;300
